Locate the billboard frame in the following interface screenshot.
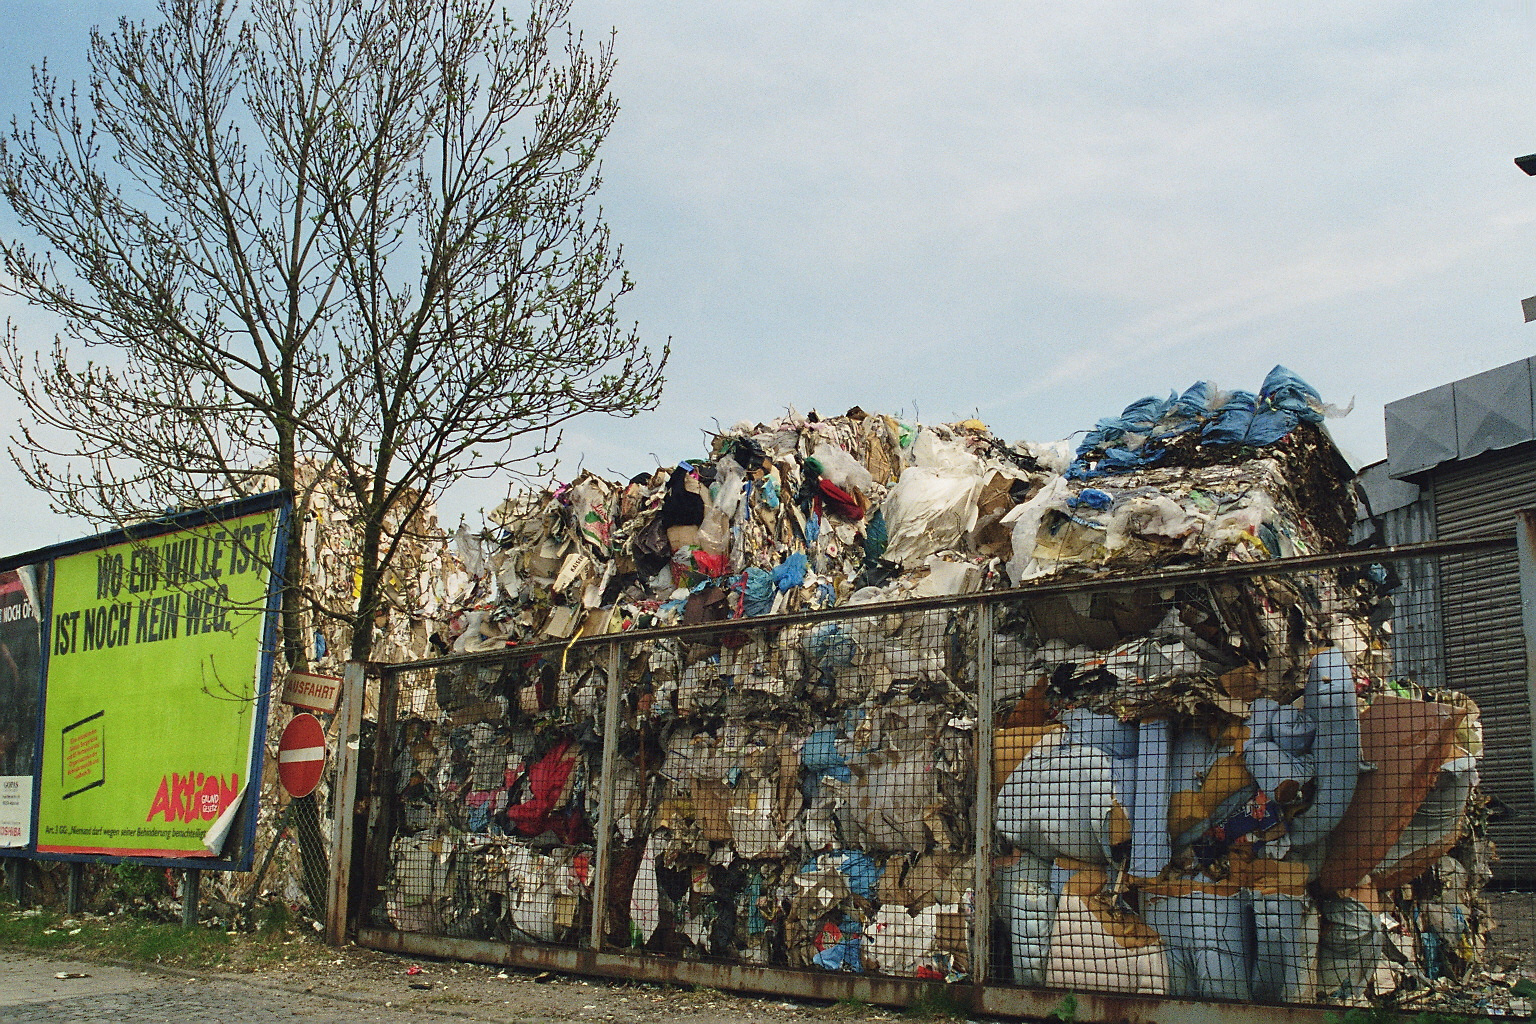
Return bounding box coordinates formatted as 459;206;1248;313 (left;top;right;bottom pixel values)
0;490;290;872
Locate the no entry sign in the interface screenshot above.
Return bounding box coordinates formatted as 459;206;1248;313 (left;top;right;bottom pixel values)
278;713;326;798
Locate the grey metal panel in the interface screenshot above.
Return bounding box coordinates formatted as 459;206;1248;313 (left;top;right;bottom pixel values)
1368;495;1435;548
1386;383;1458;479
1434;444;1536;879
1439;568;1528;877
1353;460;1422;521
1351;465;1432;548
1454;359;1535;461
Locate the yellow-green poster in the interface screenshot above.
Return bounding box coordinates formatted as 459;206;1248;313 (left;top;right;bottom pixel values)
36;508;278;859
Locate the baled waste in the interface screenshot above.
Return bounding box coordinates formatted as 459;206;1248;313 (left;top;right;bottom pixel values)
378;367;1490;1006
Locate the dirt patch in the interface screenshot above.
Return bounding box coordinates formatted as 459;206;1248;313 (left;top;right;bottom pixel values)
228;942;902;1023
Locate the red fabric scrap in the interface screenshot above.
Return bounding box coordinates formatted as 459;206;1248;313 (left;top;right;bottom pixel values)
505;739;580;838
692;549;728;578
816;479;864;521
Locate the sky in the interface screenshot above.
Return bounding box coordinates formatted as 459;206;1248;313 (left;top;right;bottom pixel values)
1;1;1535;553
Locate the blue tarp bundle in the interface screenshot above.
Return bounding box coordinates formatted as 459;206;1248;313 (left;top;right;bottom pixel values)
1069;366;1325;479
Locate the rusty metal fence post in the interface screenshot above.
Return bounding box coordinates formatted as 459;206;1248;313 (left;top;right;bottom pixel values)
590;640;623;949
970;597;996;985
325;661;367;945
359;660;401;931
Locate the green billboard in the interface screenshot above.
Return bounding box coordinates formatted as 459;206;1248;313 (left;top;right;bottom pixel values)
32;501;283;861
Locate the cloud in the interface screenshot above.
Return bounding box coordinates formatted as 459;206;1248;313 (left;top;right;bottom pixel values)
3;1;1536;550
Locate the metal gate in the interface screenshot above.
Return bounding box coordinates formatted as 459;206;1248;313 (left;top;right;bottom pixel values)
349;536;1521;1021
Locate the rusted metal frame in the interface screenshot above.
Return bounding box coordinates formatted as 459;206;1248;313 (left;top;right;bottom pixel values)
970;598;995;984
325;660;366;946
10;859;25;906
368;534;1517;681
357;926;1338;1024
358;661;402;933
1516;509;1536;804
589;640;623;950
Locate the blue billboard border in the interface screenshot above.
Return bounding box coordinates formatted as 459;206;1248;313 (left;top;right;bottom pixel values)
0;490;291;872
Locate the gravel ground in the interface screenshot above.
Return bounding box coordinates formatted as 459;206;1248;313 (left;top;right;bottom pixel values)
0;943;902;1024
8;895;1536;1022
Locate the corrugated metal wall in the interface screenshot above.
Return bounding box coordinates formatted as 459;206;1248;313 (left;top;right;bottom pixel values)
1353;471;1442;692
1433;442;1536;881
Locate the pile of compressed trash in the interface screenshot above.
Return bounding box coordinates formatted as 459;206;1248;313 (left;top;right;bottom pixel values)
443;366;1354;651
378;367;1490;1006
991;646;1487;1003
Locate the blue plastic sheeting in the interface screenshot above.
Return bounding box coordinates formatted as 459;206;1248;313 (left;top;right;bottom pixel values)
742;567;775;616
1200;390;1258;445
1069;366;1327;477
744;873;767;935
803;622;856;667
1131;718;1173;877
863;509;888;562
811;918;864;972
1144;890;1254;1000
1245;698;1318;811
1205;366;1326;446
832;850;883;900
1252;893;1316;1002
1072;391;1175;467
771;552;808;591
1068;488;1114;512
1059;708;1138;759
1092;392;1176;445
802;728;852;783
1287;649;1361;848
1094;446;1162;476
1260;364;1325;422
1170;381;1216;421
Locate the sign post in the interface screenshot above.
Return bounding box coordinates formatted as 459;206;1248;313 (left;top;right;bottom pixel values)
281;671;342;714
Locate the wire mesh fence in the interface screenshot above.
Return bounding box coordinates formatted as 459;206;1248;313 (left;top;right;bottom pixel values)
373;646;602;942
358;537;1530;1014
601;604;979;972
986;547;1493;1004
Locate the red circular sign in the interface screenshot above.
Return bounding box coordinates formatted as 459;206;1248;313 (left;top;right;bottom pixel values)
278;713;327;798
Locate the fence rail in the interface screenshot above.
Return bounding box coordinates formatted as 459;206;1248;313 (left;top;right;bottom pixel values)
353;535;1527;1019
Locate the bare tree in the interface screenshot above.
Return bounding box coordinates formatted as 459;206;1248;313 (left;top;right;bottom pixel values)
0;0;666;665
